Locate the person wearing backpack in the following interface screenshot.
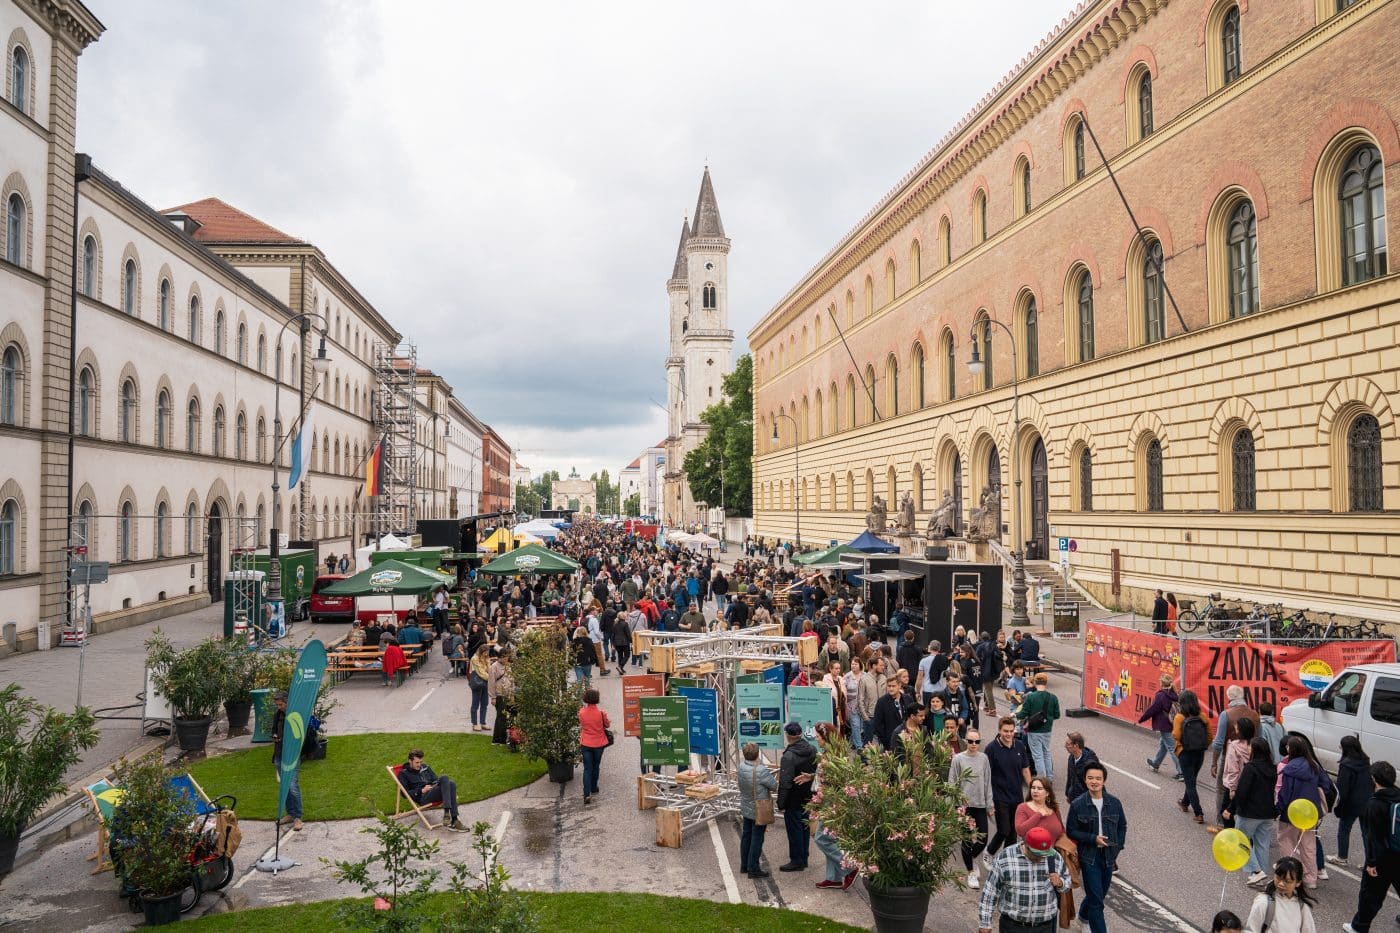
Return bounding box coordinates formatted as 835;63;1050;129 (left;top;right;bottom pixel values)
1344;760;1400;932
1172;689;1211;824
1276;735;1336;889
1246;856;1317;933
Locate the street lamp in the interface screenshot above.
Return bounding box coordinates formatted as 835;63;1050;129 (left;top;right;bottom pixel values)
267;314;331;623
770;412;801;548
966;319;1029;629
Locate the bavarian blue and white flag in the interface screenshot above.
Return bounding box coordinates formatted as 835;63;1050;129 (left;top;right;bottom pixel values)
287;409;314;489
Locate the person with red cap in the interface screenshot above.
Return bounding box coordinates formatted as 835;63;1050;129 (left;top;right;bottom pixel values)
977;824;1069;933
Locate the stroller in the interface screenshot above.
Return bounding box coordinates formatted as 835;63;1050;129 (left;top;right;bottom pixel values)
112;785;240;915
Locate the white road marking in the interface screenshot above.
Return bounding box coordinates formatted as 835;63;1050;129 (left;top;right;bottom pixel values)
233;829;291;888
494;809;512;844
1102;759;1160;790
709;819;741;904
410;685;437;712
1328;864;1400;900
1112;875;1197;932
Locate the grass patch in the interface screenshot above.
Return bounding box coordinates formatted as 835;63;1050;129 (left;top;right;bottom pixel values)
188;732;545;821
183;891;864;932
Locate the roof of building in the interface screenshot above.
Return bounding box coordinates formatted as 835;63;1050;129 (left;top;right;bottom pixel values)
164;197;304;244
670;217;691;280
624;457;641;469
690;167;725;239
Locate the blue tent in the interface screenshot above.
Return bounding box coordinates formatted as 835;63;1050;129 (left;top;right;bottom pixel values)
846;530;899;553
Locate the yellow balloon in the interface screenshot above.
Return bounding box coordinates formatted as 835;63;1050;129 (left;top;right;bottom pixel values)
1288;798;1319;831
1212;828;1251;872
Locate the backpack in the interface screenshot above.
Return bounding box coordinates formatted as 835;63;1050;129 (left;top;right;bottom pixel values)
1388;801;1400;853
1181;715;1210;752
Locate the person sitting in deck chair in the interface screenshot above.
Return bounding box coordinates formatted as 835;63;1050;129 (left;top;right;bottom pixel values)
397;749;465;831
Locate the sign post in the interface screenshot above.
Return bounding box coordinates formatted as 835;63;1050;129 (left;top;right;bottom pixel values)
640;696;690;767
256;640;327;873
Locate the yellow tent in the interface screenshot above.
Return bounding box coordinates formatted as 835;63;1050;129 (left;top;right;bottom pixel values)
483;526;514;553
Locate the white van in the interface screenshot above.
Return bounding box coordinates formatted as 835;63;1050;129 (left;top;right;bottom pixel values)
1281;663;1400;771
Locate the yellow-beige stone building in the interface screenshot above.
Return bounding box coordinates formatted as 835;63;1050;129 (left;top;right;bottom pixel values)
750;0;1399;623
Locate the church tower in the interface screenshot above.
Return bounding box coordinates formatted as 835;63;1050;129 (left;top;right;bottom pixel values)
663;168;734;526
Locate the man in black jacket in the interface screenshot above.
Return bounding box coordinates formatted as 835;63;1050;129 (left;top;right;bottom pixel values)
1347;761;1400;933
777;722;816;871
270;691;304;831
1063;732;1100;804
398;749;466;831
871;676;907;750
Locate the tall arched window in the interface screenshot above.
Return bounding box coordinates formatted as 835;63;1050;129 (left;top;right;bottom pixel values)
4;193;22;265
1077;272;1095;362
1138;74;1154;138
1023;297;1039;378
703;284;716;310
0;345;18;425
1222;6;1242;85
1228;200;1260;318
74;499;92;552
186;399;200;452
976;312;993;390
1231;430;1256;511
77;366;93;435
912;343;925;409
1074;122;1087;180
1348;413;1383;512
155;501;168;557
844;375;856;429
885;354;899;416
1145;438;1164;511
938;217;952;268
1143;240;1165;343
864;364;877;422
122;259;137;315
188;296;200;342
119;501;133;562
1079;448;1094;512
256;417;267;462
119;378;136;443
185;504;198;553
0;498;15;574
236;411;247;460
1020;159;1032;216
9;45;27;113
257;334;266;372
1340;144;1387;286
213;406;225;456
82;236;96;297
158;279;170;330
944;331;956;401
236;323;247;364
974;190;988;243
214;310;226;355
156;389;170;448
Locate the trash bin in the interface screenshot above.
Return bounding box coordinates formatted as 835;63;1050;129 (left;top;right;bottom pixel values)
250;687;273;743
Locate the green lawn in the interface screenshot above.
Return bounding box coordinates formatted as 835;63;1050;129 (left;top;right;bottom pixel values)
188;732;545;821
183;891;865;932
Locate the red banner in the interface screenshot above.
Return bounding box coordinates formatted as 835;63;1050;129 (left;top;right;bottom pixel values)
622;674;665;737
1184;638;1396;725
1082;622;1182;729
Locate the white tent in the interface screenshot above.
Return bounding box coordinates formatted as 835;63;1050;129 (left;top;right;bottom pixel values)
353;533;409;573
668;531;695;543
689;534;721;548
513;520;561;540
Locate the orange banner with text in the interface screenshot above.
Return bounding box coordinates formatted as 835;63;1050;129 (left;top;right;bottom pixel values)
1081;623;1183;729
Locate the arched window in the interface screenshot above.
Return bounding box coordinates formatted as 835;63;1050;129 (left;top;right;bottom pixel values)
1015;157;1032;218
1228;200;1260;318
119;501;133;562
256;417;267;462
1143;240;1166;344
974;190;988;243
119;378;136;443
1077;271;1095;363
122;259;137;315
703;284;716;310
909;240;921;284
885;354;899;416
1079;448;1094;512
82;236;96;297
1074;121;1086;180
188;296;200;342
236;411;247;460
1222;7;1242;85
1231;430;1256;511
257;334;266;372
156;389;170;448
185;503;198;553
0;345;18;425
74;499;92;552
863;276;874;317
1340;144;1387;286
5;193;24;265
864;364;877;422
938;217;951;268
186;398;200;453
213;406;225;457
1348;413;1383;512
844;374;856;429
155;501;168;557
214;310;226;355
912;343;925;409
0;498;14;574
976;311;993;390
943;331;956;401
885;259;896;301
1145;438;1164;511
236;323;247;364
1138;74;1154;138
77;366;93;435
1023;297;1039;378
9;45;27;113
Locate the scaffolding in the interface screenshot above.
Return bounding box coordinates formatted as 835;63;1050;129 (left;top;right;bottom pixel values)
372;341;419;539
228;517;263;643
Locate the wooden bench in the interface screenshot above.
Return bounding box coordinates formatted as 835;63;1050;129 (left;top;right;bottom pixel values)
327;645;427;683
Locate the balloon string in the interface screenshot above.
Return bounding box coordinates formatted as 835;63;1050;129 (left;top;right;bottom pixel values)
1219;874;1227;908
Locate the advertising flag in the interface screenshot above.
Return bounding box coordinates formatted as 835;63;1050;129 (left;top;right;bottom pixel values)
277;639;327;820
287;409;315;490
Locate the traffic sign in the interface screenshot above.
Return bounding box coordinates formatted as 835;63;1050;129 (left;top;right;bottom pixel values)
1058;537;1069;552
70;561;110;585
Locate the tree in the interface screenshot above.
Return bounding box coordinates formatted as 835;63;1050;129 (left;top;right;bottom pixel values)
683;353;752;517
514;482;540;517
623;492;640;517
589;470;619;515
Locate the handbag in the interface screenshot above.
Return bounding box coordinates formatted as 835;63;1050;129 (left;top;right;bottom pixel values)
604;728;615;747
750;765;774;826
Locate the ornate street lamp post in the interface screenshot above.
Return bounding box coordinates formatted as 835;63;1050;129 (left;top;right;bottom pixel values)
770;412;801;548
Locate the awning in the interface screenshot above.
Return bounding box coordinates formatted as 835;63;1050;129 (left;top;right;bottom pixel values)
861;570;921;583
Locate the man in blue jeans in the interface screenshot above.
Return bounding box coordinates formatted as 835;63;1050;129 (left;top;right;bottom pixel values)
777;722;816;871
270;691;304;832
1066;762;1127;933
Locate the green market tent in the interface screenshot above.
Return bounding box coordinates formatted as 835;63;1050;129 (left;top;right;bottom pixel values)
793;543;861;566
478;543;581;576
322;559;455;597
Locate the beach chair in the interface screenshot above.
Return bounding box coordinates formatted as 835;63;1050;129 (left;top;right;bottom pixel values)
84;779;124;873
386;764;441;831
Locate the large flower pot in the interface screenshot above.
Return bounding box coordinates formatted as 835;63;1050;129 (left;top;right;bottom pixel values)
224;700;252;733
863;878;931;933
140;891;184;926
172;716;213;753
0;832;19;876
546;759;575;783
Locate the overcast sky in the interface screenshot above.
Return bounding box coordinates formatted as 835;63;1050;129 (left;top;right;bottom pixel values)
78;0;1075;481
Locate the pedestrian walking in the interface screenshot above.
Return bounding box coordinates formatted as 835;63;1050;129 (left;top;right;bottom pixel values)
1331;735;1372;867
467;644;491;731
1276;735;1335;889
1140;674;1183;780
977;631;1005;715
1066;762;1126;933
985;717;1033;863
1063;732;1099;805
1223;737;1280;887
611;610;633;675
1210;684;1261;831
1344;761;1400;933
777;721;816;872
1245;856;1316;933
952;728;994;889
977;826;1070;933
1151;589;1169;635
1173;689;1210;824
488;649;515;747
1015;776;1064;843
1016;672;1059;781
577;688;610;804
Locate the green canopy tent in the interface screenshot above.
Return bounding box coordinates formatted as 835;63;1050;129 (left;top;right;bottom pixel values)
322;559;456;619
477;542;581;576
792;543;861;566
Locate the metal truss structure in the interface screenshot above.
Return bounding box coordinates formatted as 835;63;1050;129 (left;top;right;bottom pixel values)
372;341;419;539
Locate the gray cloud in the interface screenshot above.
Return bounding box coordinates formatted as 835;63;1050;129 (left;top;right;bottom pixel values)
78;0;1072;478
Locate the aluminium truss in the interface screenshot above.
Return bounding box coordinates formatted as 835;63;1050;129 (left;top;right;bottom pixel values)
372;341;419;538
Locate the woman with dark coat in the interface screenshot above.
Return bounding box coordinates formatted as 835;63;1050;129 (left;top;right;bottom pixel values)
1222;737;1277;886
1330;734;1372;866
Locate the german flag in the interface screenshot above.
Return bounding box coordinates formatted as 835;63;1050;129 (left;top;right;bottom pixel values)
364;437;387;497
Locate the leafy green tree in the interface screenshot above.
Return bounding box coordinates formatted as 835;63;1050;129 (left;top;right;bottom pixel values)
514;483;540;517
623;492;640;517
683;354;752;517
589;470;619;515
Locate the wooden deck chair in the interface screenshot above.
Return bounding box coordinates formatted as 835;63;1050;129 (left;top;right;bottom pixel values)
167;773;216;816
84;779;124;873
387;764;441;831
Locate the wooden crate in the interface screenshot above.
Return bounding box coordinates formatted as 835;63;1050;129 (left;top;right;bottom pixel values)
656;807;683;848
684;783;723;800
797;636;819;666
674;769;709;785
650;646;675;674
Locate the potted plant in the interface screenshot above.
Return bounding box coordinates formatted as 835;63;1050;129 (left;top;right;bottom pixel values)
219;641;259;734
808;733;971;933
0;684;99;874
510;627;583;782
146;631;228;753
109;752;199;926
253;648;337;758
